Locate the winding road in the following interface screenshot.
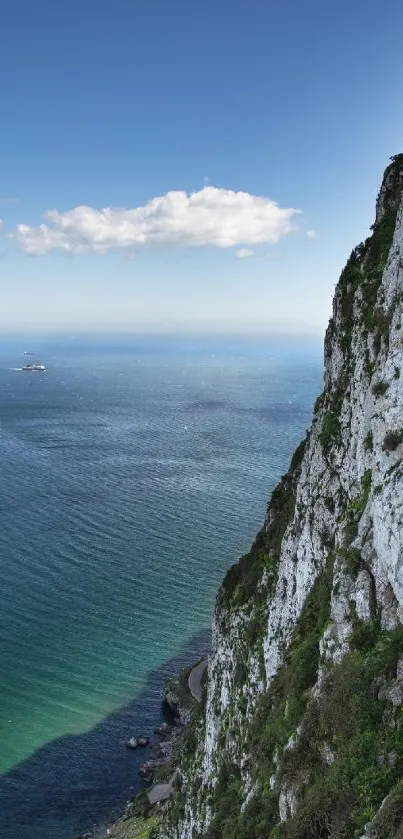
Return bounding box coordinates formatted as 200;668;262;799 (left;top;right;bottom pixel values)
188;658;208;702
146;661;208;806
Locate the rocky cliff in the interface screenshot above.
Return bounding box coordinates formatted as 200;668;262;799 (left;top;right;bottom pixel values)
157;155;403;839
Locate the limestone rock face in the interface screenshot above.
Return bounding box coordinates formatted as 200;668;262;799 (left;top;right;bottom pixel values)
158;156;403;839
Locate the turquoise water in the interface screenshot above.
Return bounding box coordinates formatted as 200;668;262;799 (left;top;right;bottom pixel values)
0;335;322;838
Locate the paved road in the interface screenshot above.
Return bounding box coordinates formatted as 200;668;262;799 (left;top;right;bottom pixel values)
188;658;208;702
147;772;177;806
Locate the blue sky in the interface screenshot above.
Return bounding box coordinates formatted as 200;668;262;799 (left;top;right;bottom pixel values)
1;0;402;335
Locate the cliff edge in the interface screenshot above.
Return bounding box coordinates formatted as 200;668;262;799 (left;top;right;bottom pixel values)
156;155;403;839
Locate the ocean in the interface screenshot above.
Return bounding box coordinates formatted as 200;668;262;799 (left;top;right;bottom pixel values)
0;335;322;839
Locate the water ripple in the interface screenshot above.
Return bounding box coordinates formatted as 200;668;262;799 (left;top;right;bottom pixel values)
0;336;322;838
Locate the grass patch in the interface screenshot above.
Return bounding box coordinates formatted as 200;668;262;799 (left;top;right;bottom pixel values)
320;411;341;455
108;814;159;839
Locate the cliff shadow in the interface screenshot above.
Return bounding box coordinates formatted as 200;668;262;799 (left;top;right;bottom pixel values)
0;628;211;839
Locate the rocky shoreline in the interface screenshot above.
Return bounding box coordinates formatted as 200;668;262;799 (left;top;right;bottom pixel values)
135;658;205;785
75;657;208;839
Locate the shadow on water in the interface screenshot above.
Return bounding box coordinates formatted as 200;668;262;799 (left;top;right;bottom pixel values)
0;629;211;839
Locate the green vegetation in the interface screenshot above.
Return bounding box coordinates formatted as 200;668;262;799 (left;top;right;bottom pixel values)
313;392;325;415
367;779;403;839
383;430;403;452
364;429;373;452
203;620;403;839
365;356;375;378
204;562;334;839
160;156;403;839
372;379;389;397
274;626;403;839
319;411;341;455
337;154;403;362
350;615;380;653
108;814;158;839
340;546;363;576
353;470;372;514
221;526;278;609
343;470;372;544
165;662;200;716
338;247;363;355
221;438;307;610
324;495;335;514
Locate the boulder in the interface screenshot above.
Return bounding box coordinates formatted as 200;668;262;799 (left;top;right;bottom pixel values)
155;722;171;737
139;761;155;781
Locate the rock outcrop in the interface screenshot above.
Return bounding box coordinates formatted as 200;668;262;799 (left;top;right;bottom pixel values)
157;155;403;839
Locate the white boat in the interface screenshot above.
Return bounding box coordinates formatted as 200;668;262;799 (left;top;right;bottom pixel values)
22;362;46;372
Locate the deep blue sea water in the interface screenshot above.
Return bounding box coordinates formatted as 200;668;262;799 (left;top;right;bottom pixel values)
0;335;322;839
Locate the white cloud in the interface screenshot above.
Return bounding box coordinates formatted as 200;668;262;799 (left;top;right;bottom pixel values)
307;228;316;239
13;186;300;256
236;248;254;259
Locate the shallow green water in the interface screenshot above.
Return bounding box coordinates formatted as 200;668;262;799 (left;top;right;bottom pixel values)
0;334;322;837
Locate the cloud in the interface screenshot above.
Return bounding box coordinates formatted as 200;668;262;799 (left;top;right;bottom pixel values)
236;248;254;259
13;186;300;256
306;228;316;239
